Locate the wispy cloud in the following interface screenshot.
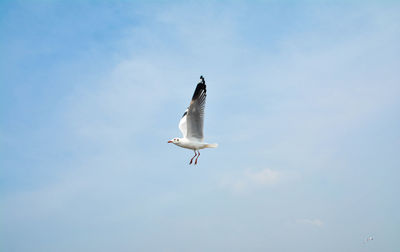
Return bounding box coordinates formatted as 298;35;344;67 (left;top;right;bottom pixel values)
296;218;324;227
220;168;283;193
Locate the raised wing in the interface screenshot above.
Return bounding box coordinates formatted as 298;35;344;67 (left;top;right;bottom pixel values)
178;109;188;137
186;76;206;141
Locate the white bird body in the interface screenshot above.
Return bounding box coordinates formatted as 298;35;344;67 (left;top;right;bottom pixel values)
168;76;218;164
172;138;218;150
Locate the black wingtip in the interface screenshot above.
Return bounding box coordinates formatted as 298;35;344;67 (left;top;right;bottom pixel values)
200;75;205;84
192;76;206;100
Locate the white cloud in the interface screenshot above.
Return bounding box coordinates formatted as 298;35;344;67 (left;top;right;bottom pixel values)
296;218;324;227
220;168;283;193
246;168;280;186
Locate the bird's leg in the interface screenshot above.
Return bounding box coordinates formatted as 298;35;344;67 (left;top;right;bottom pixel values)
195;151;200;165
189;151;197;165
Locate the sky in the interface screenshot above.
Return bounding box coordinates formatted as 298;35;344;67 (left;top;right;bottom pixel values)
1;1;400;251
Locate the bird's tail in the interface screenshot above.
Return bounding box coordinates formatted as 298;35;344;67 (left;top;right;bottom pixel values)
205;143;218;148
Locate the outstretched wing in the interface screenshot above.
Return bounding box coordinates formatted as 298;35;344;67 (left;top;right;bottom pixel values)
186;76;206;141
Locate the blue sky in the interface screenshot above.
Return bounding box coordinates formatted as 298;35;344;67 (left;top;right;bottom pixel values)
1;1;400;251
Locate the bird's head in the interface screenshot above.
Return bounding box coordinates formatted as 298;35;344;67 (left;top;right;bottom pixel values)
167;138;180;144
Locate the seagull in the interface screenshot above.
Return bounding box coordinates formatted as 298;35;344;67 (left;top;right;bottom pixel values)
168;76;218;165
362;235;374;244
365;235;374;243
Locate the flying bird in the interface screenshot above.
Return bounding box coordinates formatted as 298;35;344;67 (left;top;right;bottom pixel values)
365;235;374;243
168;76;218;165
